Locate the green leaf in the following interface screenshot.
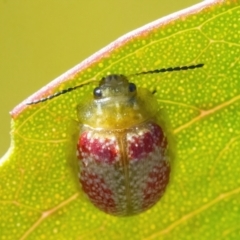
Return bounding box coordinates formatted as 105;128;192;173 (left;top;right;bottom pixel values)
1;0;240;239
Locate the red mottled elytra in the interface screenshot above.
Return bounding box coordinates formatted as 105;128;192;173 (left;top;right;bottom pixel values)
27;63;204;216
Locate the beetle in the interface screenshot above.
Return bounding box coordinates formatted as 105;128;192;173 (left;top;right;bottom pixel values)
27;63;204;216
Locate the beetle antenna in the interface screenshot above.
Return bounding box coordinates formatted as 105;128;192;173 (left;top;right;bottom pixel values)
26;63;204;105
133;63;204;76
26;80;98;105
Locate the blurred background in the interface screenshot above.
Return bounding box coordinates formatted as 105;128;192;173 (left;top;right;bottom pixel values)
0;0;200;157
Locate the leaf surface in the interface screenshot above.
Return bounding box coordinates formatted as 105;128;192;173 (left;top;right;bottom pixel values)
1;1;240;239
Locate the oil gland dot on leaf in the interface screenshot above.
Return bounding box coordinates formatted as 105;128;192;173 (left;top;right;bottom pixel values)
27;63;204;216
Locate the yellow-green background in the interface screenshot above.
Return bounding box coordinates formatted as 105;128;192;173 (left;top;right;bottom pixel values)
0;0;200;157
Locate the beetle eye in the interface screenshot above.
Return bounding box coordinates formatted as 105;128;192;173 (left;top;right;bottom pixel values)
93;87;102;98
129;83;136;93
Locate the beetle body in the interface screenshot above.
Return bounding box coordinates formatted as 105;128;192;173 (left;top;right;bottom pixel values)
76;75;170;216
